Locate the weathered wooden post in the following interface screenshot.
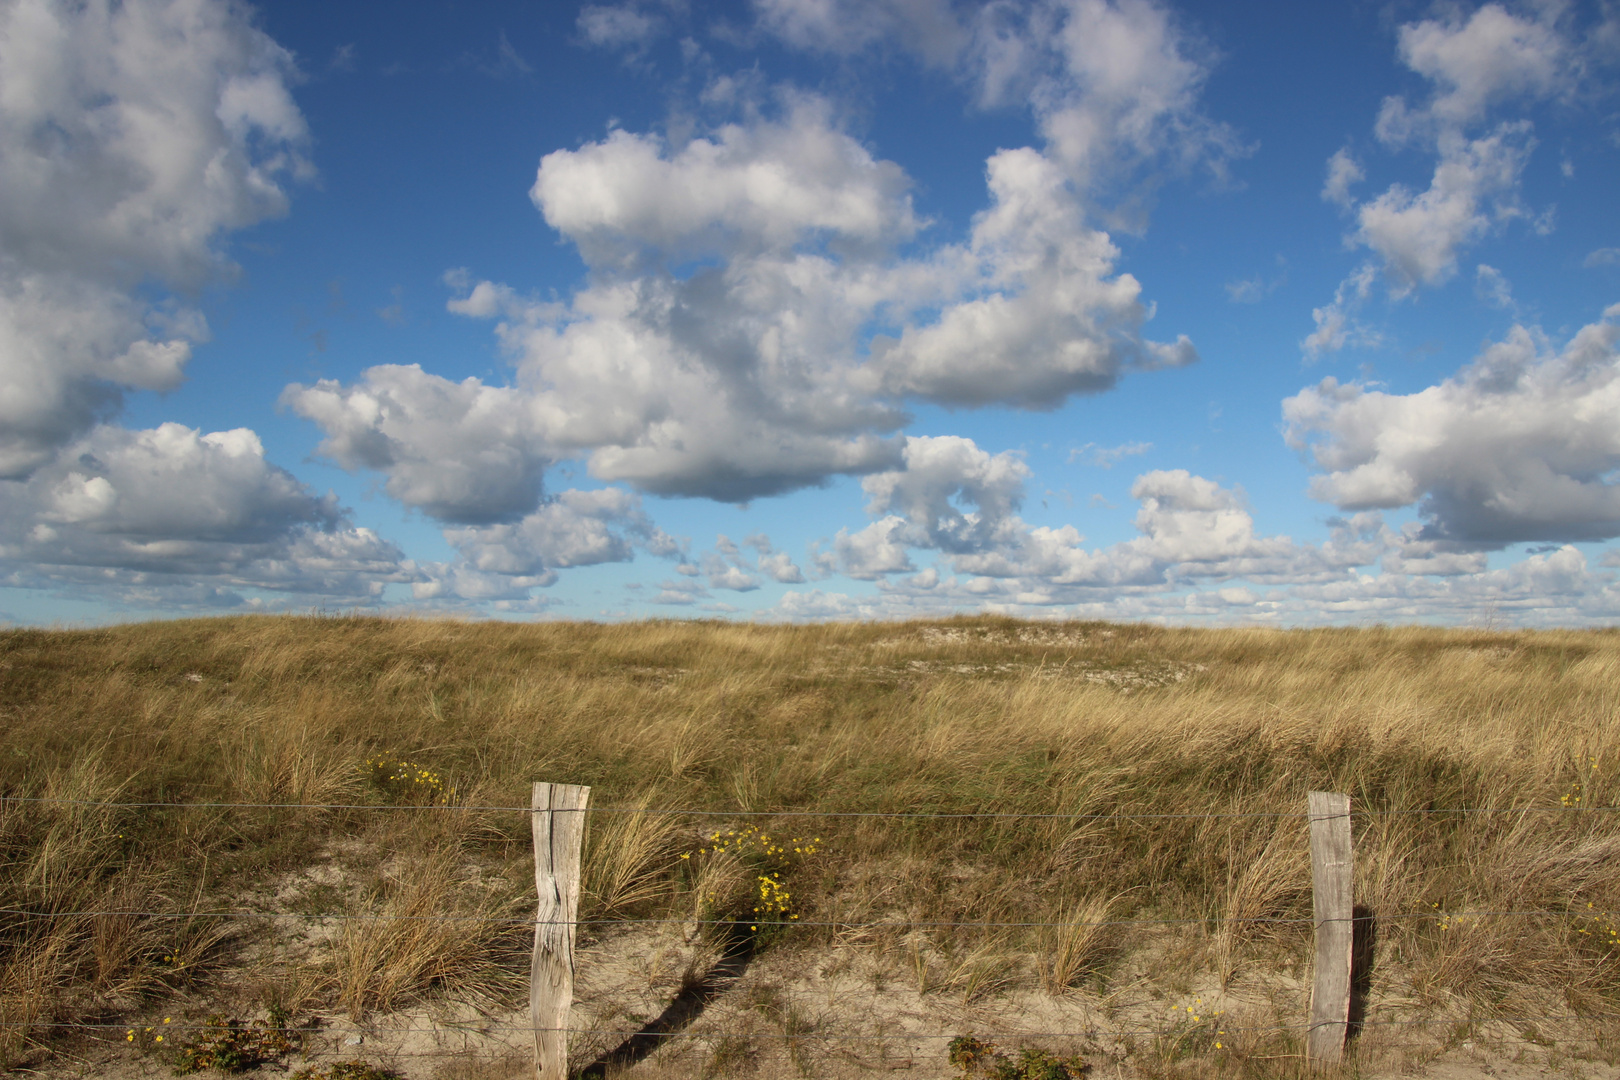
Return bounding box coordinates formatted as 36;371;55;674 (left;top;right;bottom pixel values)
532;782;590;1079
1306;791;1353;1066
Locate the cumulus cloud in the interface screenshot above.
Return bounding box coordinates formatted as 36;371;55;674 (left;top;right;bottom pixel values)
577;3;669;52
835;518;916;580
866;147;1197;406
282;366;549;524
1285;306;1620;546
740;532;806;583
290;91;1195;509
1308;2;1596;346
764;540;1620;626
1302;263;1380;357
756;549;806;584
1383;3;1574;138
1019;0;1245;197
530;99;923;266
749;0;1244;203
1273;546;1620;627
824;435;1380;601
858;435;1029;554
278;2;1219;603
0;423;410;606
0;0;379;612
409;487;684;603
0;0;308;478
1352;123;1533;296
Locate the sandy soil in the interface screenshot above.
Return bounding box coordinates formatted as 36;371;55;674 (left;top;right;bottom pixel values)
21;921;1619;1080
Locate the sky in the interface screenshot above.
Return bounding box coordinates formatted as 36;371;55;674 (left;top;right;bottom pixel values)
1;0;1619;627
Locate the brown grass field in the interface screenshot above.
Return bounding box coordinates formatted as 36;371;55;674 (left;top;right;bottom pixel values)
3;614;1620;1079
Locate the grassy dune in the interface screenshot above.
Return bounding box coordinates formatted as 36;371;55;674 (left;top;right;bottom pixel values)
2;615;1620;1078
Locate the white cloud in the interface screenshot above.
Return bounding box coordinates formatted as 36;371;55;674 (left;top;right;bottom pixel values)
1284;306;1620;546
0;0;308;478
762;541;1620;626
1322;147;1364;208
1306;3;1597;342
1390;3;1572;136
827;435;1380;599
1474;263;1515;309
835;516;915;579
750;0;966;66
293;95;1193;508
696;533;763;591
742;532;806;582
408;487;683;604
708;565;762;591
441;489;667;574
1380;526;1488;576
1027;0;1244;197
0;423;411;606
749;0;1244;205
1273;546;1620;627
757;550;806;583
1352;124;1532;295
765;586;888;620
1302;263;1380;357
649;578;709;605
1585;248;1620;268
531;98;922;266
1069;440;1151;467
859;435;1029;554
578;3;667;51
1225;277;1264;303
868;147;1197;406
281;365;549;524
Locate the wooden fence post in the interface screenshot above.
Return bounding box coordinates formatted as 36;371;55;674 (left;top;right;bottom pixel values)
1306;791;1353;1066
532;782;590;1079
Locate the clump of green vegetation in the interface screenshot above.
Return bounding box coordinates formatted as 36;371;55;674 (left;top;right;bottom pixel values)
682;824;823;940
950;1035;1088;1079
172;1011;297;1074
290;1060;401;1080
365;752;451;804
1153;997;1227;1060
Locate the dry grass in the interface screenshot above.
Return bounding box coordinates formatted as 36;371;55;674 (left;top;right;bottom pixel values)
331;842;525;1020
1;615;1619;1077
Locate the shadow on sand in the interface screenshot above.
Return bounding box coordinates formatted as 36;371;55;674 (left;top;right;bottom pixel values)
574;923;756;1079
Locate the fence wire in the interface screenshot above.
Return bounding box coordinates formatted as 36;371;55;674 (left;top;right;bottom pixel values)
8;1014;1620;1038
3;795;1614;819
0;906;1608;929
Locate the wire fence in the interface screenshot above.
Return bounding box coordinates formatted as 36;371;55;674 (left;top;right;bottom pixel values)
6;792;1620;1073
7;794;1620;818
0;907;1609;928
8;1015;1620;1037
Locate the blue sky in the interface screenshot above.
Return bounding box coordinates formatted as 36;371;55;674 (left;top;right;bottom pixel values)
2;0;1619;626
